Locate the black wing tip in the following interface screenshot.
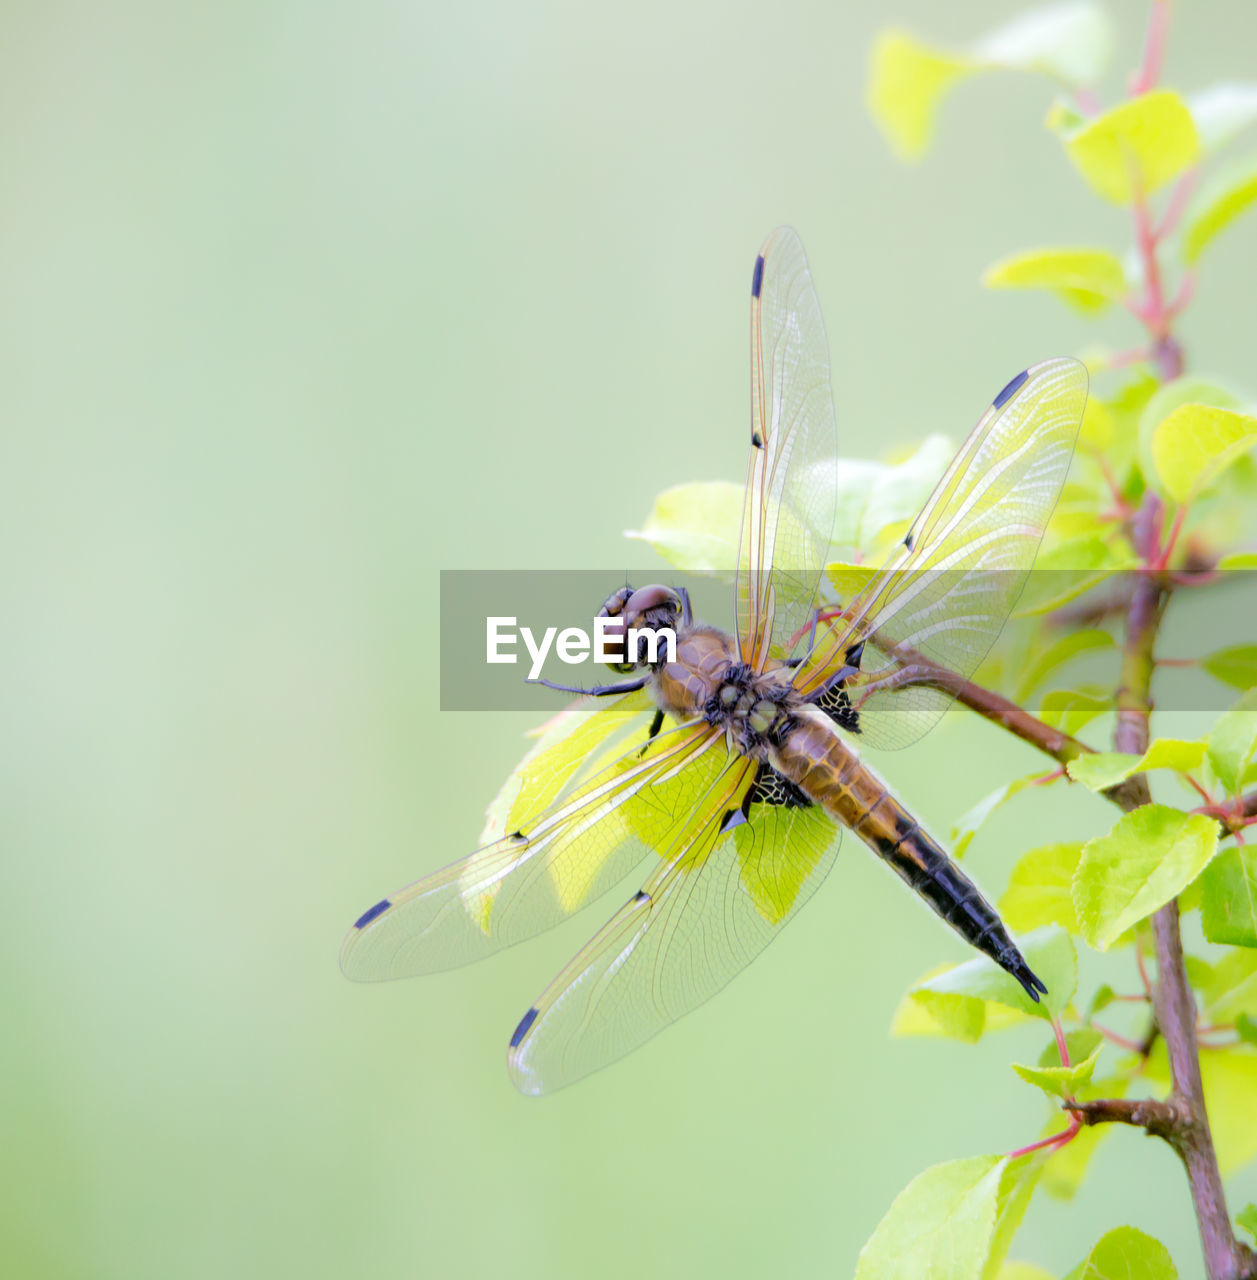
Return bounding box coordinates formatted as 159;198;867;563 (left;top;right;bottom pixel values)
751;254;765;298
510;1006;540;1049
993;368;1030;410
353;898;391;930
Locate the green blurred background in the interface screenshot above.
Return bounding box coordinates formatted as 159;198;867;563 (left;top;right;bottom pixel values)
4;1;1256;1276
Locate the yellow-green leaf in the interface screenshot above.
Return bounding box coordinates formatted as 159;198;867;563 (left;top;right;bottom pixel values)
867;30;975;161
997;1264;1055;1280
1209;689;1257;793
1074;806;1220;950
624;481;741;572
1200;1048;1257;1175
1201;949;1257;1023
1066;752;1140;791
1238;1203;1257;1242
1064;1226;1177;1280
1151;404;1257;504
1184;159;1257;263
1064;90;1200;206
1012;1032;1102;1099
1219;553;1257;570
1202;644;1257;689
951;775;1038;859
1039;687;1112;735
1066;739;1207;791
983;247;1126;313
1017;535;1137;614
1016;628;1114;700
1000;843;1083;934
855;1155;1007;1280
910;925;1076;1020
1201;846;1257;948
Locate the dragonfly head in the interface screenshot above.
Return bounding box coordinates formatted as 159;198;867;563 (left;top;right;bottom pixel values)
597;584;682;673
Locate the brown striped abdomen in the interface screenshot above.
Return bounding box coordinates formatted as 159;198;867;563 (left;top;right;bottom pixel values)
769;705;1045;999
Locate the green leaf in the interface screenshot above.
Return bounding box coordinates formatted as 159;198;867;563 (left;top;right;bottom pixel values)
1220;553;1257;570
1066;752;1141;792
1202;644;1257;690
1183;159;1257;263
624;481;741;572
973;3;1112;85
982;247;1127;313
1151;404;1257;504
855;1155;1007;1280
1237;1014;1257;1047
1039;687;1112;735
1063;1226;1177;1280
1016;629;1115;700
1074;807;1220;950
1238;1203;1257;1242
1012;1030;1102;1098
1000;844;1083;934
1200;1047;1257;1175
985;1158;1042;1280
1189;83;1257;151
912;925;1076;1020
1063;90;1200;206
1087;984;1116;1017
1201;846;1257;947
1209;689;1257;793
951;775;1037;859
867;30;975;160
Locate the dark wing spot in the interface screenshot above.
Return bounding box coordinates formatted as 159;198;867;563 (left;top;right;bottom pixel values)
745;762;812;809
353;899;390;929
814;681;860;734
993;368;1029;410
845;640;865;669
510;1007;540;1049
751;254;765;298
904;530;915;550
633;889;651;904
751;430;764;449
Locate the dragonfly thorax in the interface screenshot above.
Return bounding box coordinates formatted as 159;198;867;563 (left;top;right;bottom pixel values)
650;624;795;756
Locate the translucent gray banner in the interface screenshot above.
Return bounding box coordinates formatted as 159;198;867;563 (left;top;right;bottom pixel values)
439;568;1257;713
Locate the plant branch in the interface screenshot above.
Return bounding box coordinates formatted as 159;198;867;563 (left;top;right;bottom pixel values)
1095;492;1257;1280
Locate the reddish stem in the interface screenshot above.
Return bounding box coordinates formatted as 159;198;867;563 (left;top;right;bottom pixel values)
1131;0;1171;95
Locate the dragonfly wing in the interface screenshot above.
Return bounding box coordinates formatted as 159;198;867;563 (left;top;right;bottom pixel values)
737;226;838;670
341;694;726;981
794;357;1088;749
508;780;841;1094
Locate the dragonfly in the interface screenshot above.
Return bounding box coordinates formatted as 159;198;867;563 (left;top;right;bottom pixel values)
341;227;1088;1095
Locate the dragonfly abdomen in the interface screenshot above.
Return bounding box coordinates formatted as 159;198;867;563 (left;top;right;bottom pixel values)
771;707;1046;1000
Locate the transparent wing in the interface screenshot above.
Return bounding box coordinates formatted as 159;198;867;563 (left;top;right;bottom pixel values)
793;357;1088;749
507;775;841;1095
340;692;727;981
736;226;838;670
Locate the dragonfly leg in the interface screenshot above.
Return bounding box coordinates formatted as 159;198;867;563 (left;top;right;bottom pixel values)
530;676;649;697
852;661;935;707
